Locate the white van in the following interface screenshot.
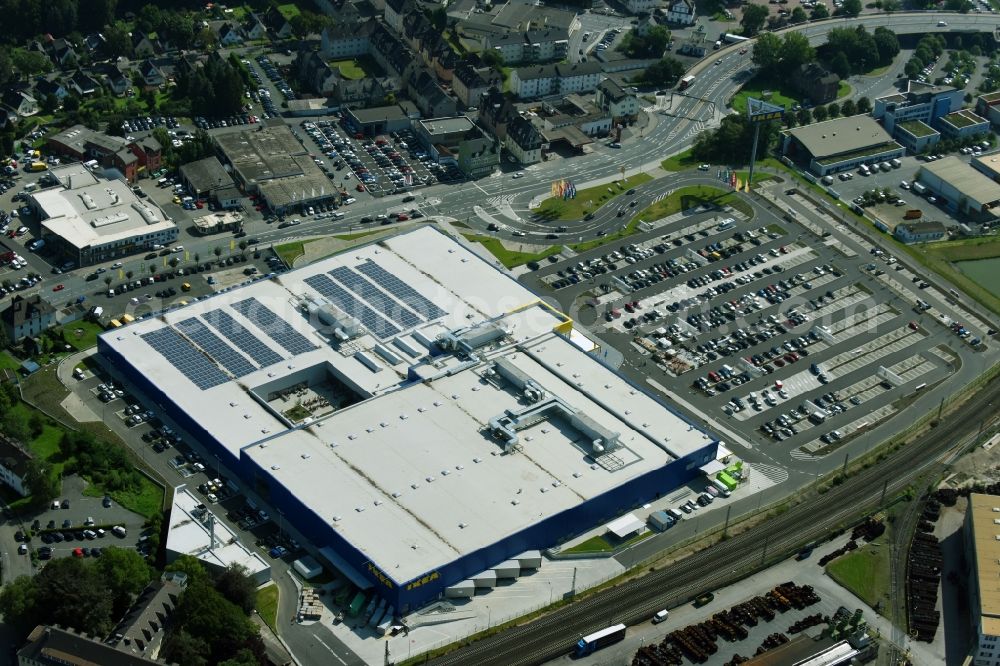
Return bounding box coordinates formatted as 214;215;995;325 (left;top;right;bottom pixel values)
667;508;684;521
653;609;670;624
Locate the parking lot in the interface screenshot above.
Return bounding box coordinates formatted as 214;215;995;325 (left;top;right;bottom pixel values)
523;189;982;462
299;118;459;199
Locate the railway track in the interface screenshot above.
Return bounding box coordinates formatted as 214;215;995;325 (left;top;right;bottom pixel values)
429;371;1000;666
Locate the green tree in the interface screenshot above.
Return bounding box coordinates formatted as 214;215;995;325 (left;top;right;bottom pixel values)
104;21;133;59
95;547;153;615
840;0;862;15
829;51;851;79
784;111;798;128
840;99;856;116
0;576;41;637
810;3;829;19
215;564;258;614
165;576;266;665
643;57;685;87
34;558;114;637
873;27;900;67
856;96;871;114
780;32;815;71
826;101;840;117
882;0;901;11
162;629;210;666
11;49;51;77
2;410;32;442
789;6;807;23
741;4;769;37
426;6;448;31
813;104;828;122
482;49;503;70
620;25;671;58
24;459;60;506
752;32;783;72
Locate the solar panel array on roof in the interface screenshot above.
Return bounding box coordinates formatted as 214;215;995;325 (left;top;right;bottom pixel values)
202;309;285;367
140;327;229;390
329;267;423;329
175;317;256;378
231;298;318;356
355;260;448;320
303;274;401;339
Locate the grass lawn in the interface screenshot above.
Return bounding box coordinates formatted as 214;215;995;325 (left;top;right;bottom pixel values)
61;321;106;351
83;477;163;518
462;235;561;268
257;584;280;633
333;230;383;241
330;59;366;80
563;530;654;554
0;350;21;372
275;241;309;265
276;3;301;19
825;535;891;610
533;173;653;221
837;81;852;99
661;148;698;172
730;72;801;115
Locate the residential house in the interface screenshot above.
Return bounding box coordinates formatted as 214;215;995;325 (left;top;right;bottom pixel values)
104;69;130;96
453;64;494;108
320;23;372;59
130;136;162;176
2;90;39;117
263;7;294;39
540;94;612;137
407;67;457;118
666;0;696;25
83;32;106;53
626;0;659;12
428;41;458;83
791;63;840;105
486;30;569;64
138;59;165;87
2;294;56;342
217;22;244;46
370;21;418;80
504;115;543;164
34;78;69;101
19;624;166;665
0;435;33;497
68;70;99;96
245;13;268;40
595;78;639;125
478;87;519;139
384;0;413;34
509;62;603;99
333;76;393;107
131;30;159;58
104;572;188;660
47;38;78;67
294;50;340;96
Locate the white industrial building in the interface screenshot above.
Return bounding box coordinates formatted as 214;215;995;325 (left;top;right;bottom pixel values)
28;164;177;266
99;227;718;613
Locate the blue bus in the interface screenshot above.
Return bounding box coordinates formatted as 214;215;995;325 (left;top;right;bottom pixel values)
575;623;627;657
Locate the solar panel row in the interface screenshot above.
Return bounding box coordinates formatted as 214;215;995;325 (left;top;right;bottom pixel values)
202;309;285;368
355;260;448;320
329;267;423;330
176;317;257;378
231;298;318;355
303;274;401;339
140;328;229;390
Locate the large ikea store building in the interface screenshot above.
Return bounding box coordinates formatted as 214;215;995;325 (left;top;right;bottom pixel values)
98;227;719;613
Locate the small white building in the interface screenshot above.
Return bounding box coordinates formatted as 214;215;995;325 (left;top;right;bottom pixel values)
0;435;33;497
666;0;696;25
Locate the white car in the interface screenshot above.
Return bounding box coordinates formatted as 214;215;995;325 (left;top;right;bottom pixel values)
110;262;123;269
343;197;357;205
512;172;525;179
698;164;711;171
937;20;948;26
172;245;185;253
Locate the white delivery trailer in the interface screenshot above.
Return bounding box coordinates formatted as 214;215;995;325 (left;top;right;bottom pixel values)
912;181;928;195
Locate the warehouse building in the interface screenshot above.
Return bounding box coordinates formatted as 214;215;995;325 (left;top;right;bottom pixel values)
780;116;904;176
916;156;1000;220
964;493;1000;666
215;124;338;214
28;164;177;266
178;156;240;209
98;227;719;613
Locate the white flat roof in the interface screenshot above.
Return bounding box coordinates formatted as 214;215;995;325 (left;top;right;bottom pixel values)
102;227;715;582
166;486;270;578
33;167;175;249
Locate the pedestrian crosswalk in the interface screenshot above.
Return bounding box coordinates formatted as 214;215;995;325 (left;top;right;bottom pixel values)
789;448;819;461
486;194;516;207
752;463;790;485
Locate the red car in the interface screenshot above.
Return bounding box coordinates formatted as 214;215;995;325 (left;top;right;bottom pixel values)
356;184;366;192
909;321;919;330
195;201;204;209
72;547;84;558
396;214;409;221
52;284;65;292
